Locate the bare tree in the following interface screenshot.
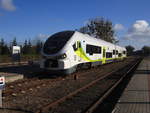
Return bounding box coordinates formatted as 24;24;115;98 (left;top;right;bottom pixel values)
79;17;116;43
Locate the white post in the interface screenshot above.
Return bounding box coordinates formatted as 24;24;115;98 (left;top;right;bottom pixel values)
0;76;5;108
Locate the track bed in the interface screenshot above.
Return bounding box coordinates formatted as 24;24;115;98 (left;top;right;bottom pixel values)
0;57;139;113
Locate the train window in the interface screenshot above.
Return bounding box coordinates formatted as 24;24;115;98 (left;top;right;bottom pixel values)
113;50;115;55
106;52;112;58
72;43;77;51
118;53;122;57
86;45;91;54
116;50;118;55
123;51;126;54
78;41;81;48
43;31;75;54
86;44;101;55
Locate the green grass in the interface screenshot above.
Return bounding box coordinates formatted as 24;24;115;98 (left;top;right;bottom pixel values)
0;54;41;63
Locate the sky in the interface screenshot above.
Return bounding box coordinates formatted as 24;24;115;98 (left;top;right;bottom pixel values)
0;0;150;50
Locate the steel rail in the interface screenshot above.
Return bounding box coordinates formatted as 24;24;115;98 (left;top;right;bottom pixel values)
36;60;137;113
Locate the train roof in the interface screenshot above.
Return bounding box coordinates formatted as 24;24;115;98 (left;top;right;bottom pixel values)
43;30;126;54
74;31;126;50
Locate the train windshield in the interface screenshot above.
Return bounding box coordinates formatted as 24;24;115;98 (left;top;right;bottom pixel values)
43;31;75;54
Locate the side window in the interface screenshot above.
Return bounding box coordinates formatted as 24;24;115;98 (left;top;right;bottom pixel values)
113;50;115;55
78;42;81;48
116;50;118;55
72;43;77;51
86;44;101;55
118;53;122;57
86;44;91;54
123;51;126;54
106;52;112;58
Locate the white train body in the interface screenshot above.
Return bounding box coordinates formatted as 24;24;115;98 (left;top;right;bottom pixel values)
40;31;126;74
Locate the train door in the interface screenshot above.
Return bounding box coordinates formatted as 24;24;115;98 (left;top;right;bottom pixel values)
73;41;82;62
77;41;82;62
102;47;106;64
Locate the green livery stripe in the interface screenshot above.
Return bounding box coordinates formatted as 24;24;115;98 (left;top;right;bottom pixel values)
74;41;102;62
74;41;124;63
75;47;102;62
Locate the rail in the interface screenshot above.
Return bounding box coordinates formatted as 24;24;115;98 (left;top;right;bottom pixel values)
36;58;141;113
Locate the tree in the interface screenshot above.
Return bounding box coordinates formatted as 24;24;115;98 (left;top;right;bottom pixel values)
142;46;150;56
125;45;135;56
78;26;90;34
0;38;4;54
22;40;28;54
0;38;10;55
12;37;17;46
3;45;10;55
27;39;32;54
22;39;36;55
36;40;43;54
78;18;116;43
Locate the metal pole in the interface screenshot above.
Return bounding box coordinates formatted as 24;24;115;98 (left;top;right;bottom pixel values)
0;90;2;107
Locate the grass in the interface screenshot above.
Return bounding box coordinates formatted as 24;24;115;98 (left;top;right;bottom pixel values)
0;54;41;63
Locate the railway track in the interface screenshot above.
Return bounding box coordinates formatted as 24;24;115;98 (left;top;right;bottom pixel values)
35;58;141;113
85;58;141;113
0;62;28;68
0;57;139;113
4;58;123;96
3;58;130;98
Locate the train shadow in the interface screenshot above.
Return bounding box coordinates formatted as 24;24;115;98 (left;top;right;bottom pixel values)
134;69;150;74
0;65;63;79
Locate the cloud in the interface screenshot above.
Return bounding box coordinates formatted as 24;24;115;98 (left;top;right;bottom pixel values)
36;34;48;39
0;0;16;11
31;34;49;45
114;24;125;31
124;20;150;42
121;20;150;49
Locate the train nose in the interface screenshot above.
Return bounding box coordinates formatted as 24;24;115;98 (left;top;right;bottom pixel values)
44;59;58;68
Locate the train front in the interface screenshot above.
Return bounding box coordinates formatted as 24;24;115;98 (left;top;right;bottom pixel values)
40;31;75;74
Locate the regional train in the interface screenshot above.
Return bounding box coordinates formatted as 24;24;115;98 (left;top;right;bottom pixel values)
40;31;127;74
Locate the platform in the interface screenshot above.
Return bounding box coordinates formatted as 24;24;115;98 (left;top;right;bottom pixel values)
112;57;150;113
0;72;24;83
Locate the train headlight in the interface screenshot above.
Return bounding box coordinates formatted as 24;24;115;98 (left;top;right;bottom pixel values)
57;53;67;59
62;53;67;58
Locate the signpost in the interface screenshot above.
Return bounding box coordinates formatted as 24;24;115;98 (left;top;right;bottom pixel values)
0;76;5;107
12;46;21;63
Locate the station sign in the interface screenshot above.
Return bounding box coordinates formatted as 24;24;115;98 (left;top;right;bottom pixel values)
0;77;5;89
12;46;21;54
12;46;21;62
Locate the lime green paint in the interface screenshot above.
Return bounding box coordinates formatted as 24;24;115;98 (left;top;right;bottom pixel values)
73;41;124;63
74;41;102;62
102;47;106;64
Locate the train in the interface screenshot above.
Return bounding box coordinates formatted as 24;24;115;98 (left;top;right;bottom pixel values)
40;31;127;74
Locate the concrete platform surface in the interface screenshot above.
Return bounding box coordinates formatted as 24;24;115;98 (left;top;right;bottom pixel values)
112;57;150;113
0;72;23;83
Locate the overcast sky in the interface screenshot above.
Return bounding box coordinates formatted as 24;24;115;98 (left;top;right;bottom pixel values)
0;0;150;49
